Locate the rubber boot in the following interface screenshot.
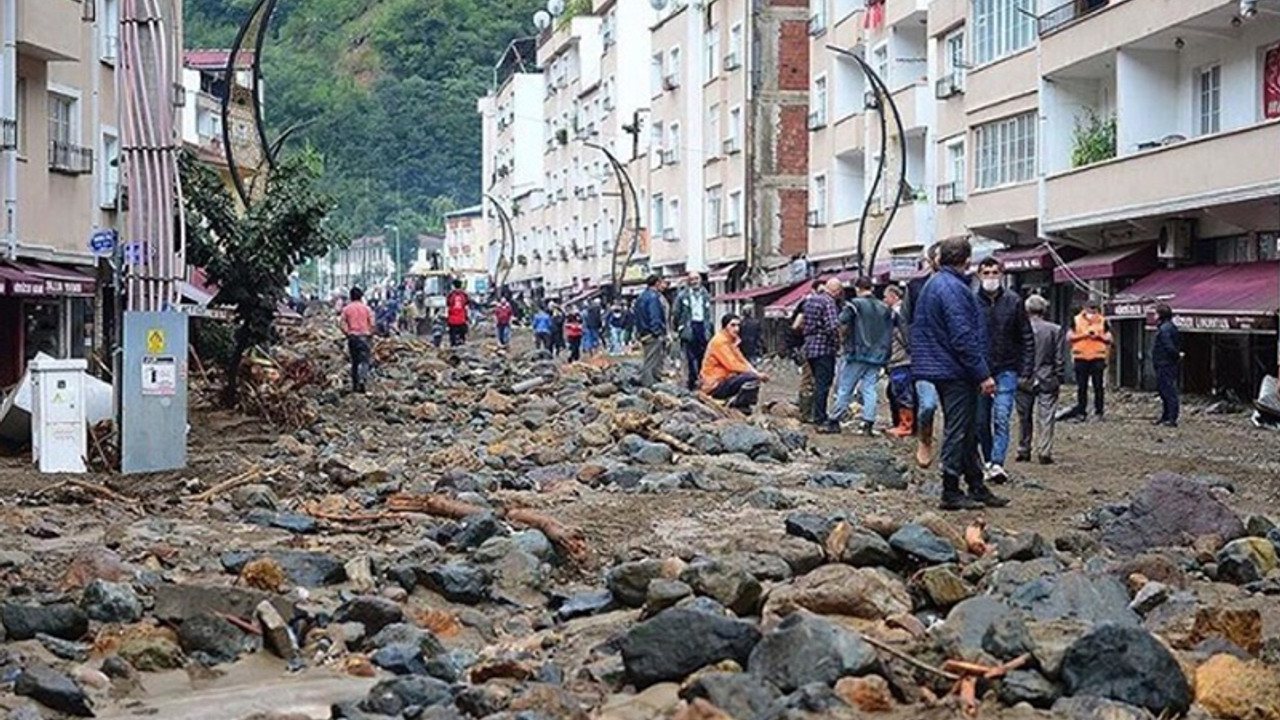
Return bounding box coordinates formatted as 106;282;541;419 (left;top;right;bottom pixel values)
887;408;914;438
915;420;934;468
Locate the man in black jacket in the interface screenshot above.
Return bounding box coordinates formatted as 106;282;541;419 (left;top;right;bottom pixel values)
974;257;1034;484
1151;303;1182;427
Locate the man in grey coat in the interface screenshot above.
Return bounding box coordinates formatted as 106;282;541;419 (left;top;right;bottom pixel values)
674;271;714;391
1016;294;1067;464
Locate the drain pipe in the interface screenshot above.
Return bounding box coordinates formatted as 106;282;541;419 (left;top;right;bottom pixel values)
3;0;17;260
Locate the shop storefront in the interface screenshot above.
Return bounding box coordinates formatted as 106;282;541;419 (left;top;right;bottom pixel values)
992;244;1084;328
0;261;97;387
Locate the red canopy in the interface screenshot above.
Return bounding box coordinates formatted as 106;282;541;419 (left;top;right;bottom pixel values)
1054;243;1156;284
1107;261;1279;332
715;280;802;302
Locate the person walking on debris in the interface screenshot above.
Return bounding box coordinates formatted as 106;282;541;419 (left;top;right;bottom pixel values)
1060;298;1112;422
1152;302;1182;427
532;305;553;352
565;311;585;362
830;276;893;436
550;304;566;357
1016;294;1067;464
430;311;446;348
494;296;514;347
340;287;376;394
911;237;1009;511
883;284;915;438
608;302;627;355
974;258;1035;484
701;314;770;412
635;275;669;387
804;278;844;434
584;299;604;356
674;271;714;391
445;280;470;347
790;280;823;422
907;244;942;467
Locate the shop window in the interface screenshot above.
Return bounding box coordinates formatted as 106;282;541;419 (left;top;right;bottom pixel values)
24;301;62;361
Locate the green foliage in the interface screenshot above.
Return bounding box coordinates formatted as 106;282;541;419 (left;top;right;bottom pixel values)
1071;111;1117;168
183;0;542;238
179;150;341;405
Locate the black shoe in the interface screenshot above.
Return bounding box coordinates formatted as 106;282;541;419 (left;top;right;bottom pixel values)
815;422;841;435
939;492;985;511
1014;452;1031;463
1151;417;1168;426
969;488;1010;508
858;421;877;437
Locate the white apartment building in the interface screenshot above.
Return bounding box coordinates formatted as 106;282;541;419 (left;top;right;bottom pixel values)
443;205;489;295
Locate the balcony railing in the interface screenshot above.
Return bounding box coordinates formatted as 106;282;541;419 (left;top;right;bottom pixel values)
723;52;741;71
809;13;827;36
49;141;93;175
1038;0;1110;37
807;110;827;131
0;118;16;150
936;181;965;205
661;148;679;166
806;209;825;227
935;71;964;99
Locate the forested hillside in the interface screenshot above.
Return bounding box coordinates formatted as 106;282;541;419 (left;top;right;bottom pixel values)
184;0;542;242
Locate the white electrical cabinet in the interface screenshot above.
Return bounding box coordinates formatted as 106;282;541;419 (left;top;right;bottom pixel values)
30;357;88;474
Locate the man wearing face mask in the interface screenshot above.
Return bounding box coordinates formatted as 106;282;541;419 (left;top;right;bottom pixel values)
1060;299;1113;422
974;258;1035;484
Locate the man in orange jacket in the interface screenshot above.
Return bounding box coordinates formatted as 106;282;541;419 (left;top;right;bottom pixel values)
1061;299;1112;421
701;314;770;411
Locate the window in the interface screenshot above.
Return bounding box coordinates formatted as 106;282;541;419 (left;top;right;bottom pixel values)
668;122;681;162
729;106;742;144
948;140;966;191
100;0;119;63
872;44;889;87
729;23;743;66
706;103;720;158
48;93;74;147
668;47;681;82
972;0;1035;66
974;112;1036;190
705;185;723;237
1198;65;1221;136
652;193;665;233
101;131;119;208
668;197;681;234
811;76;828;127
704;25;719;83
810;175;827;224
726;189;743;235
651;53;664;97
650;120;664;167
944;29;965;81
810;0;827;35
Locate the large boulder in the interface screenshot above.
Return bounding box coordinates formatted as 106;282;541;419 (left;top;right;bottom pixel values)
680;558;763;616
620;608;761;689
1007;571;1139;626
680;672;780;720
747;613;878;692
933;595;1026;662
1194;653;1280;720
719;424;787;461
1059;624;1191;716
607;559;679;608
1098;473;1244;554
763;565;910;621
889;525;958;565
80;580;143;624
1216;537;1279;585
220;550;345;587
14;665;93;717
1;603;88;641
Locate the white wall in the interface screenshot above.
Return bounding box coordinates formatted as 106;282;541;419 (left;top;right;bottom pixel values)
1041;72;1115;174
834;52;865;120
512;75;544;193
180;68;200;145
1116;48;1179;153
576;16;605;89
833;152;866;222
889;25;928;91
1175;22;1280;135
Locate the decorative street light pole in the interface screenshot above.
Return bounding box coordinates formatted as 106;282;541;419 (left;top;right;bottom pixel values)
584;141;642;300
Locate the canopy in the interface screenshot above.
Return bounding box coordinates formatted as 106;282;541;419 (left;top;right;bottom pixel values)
1107;261;1279;332
1054;243;1156;284
715;280;802;303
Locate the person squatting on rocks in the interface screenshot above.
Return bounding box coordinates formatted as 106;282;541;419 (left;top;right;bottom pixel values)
340;286;376;394
974;257;1035;485
1016;294;1067;465
674;271;714;392
445;280;470;347
803;278;844;434
1152;302;1182;428
830;276;893;437
700;313;771;412
910;237;1009;511
1061;298;1112;422
565;311;585;362
532;305;553;352
494;296;514;347
635;275;669;387
907;243;942;468
883;284;915;438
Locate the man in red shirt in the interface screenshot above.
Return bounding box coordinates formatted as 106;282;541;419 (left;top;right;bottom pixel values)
339;287;376;393
446;280;470;346
494;297;514;347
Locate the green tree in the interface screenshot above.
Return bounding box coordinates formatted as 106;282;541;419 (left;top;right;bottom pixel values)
180;150;342;406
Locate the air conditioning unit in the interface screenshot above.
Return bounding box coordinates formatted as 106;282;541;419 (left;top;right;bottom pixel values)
1157;219;1196;260
723;52;741;71
662;74;680;91
723;137;740;154
721;221;739;236
934;72;964;100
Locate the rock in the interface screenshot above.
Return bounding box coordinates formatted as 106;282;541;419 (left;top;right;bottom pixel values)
370;643;428;675
748;613;878;692
363;675;453;716
733;552;793;582
555;589;616;621
644;579;694;617
509;683;589;719
344;556;375;593
510;529;554;562
805;471;870;489
1194;653;1280;720
1054;531;1101;557
680;558;763;616
833;529;900;570
1051;696;1150;720
1;603;89;641
624;436;674;466
744;486;795;511
1245;514;1277;538
0;549;33;568
337;596;404;636
1008;571;1139;626
999;670;1060;709
719;424;786;461
984;613;1034;662
596;683;682;720
607;559;677;608
424;648;475;683
985;557;1064;596
1217;537;1279;585
420;563;491;604
220;550;346;587
1128;581;1169;615
324;455;387;486
680;672;779;720
1190;607;1263;656
329;699;395;719
784;512;833;544
834;675;895;712
100;656;135;679
119;635;185;671
1099;473;1245;554
153;583;292;624
451;512;505;551
366;623;441;653
826;450;906;489
177;613;247;664
914;565;974;608
1026;619;1091;679
997;532;1050;562
38;633;90;661
256;601;298;660
80;579;143;624
579;423;613;447
1060;624;1191;716
231;483;279;510
621;608;761;689
14;665;94;717
888;525;958;564
772;536;826;577
764;565;911;620
934;596;1024;661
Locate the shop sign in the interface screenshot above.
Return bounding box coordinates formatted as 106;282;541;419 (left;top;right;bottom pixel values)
89;229;117;257
43;279;92;295
1167;314;1277;332
8;278;46;296
889;255;918;280
1000;255;1045;272
1264;45;1280;120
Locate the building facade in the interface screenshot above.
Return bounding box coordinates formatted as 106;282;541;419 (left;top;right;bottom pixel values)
442;206;490;295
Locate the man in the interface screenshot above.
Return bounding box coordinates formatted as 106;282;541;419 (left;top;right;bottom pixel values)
701;314;771;411
1062;299;1112;421
635;275;669;387
830;277;893;436
883;285;915;438
607;303;627;355
445;280;470;347
532;305;553;351
674;271;714;391
494;296;514;347
974;258;1035;484
908;244;942;467
1016;295;1066;465
584;299;605;355
340;287;376;394
790;280;824;422
1151;302;1181;427
549;304;566;357
911;237;1009;511
803;278;844;434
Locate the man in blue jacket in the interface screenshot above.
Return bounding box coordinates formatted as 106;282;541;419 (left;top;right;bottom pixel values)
1151;302;1181;427
910;238;1010;511
635;275;669;387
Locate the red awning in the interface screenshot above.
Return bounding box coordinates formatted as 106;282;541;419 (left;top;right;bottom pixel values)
993;245;1052;272
715;280;803;302
0;261;95;296
1107;261;1279;332
1054;243;1156;284
707;263;741;283
764;280;829;318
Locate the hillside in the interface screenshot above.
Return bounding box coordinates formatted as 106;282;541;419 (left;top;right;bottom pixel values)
184;0;542;241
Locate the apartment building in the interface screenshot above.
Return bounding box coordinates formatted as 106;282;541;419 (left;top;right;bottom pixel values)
181;49;263;199
327;235;395;296
442;205;490;295
0;0;130;386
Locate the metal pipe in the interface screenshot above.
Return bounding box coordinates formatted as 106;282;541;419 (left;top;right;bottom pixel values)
3;0;17;259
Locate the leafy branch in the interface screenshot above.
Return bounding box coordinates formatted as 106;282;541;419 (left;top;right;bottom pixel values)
1071;111;1117;168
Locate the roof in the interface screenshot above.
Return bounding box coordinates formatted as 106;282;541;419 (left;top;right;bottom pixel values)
1108;261;1279;320
184;49;255;71
444;205;483;219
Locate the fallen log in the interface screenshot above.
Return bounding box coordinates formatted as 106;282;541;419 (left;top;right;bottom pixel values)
42;479;135;504
386;493;588;562
187;467;264;503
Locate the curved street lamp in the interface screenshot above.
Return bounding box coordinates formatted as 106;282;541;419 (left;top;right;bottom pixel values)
483;191;515;296
584;141;642;299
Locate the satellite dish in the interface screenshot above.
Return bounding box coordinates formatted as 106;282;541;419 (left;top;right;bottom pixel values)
533;9;552;30
650;0;669;9
547;0;565;16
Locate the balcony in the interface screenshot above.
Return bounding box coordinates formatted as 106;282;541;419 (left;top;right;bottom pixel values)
935;71;964;100
17;0;82;61
936;181;965;205
661;148;679;166
878;202;921;254
1043;119;1280;233
1;118;16;150
1038;0;1227;77
722;220;740;236
831;113;865;155
662;74;680;91
49;141;94;175
723;136;741;155
1038;0;1112;37
662;228;677;242
723;52;741;71
807;110;828;131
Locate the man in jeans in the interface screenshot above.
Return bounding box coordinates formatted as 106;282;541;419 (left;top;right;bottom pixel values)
674;271;714;391
494;296;514;347
1151;302;1182;427
340;286;376;393
634;275;669;387
910;238;1009;511
830;277;893;436
974;258;1034;483
804;278;844;434
907;244;941;467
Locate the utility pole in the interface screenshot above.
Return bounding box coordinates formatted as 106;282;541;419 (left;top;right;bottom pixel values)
384;224;401;286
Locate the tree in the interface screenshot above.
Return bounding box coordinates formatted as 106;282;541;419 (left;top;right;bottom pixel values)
180;149;342;406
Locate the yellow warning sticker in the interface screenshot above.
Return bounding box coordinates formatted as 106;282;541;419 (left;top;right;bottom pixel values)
147;329;166;354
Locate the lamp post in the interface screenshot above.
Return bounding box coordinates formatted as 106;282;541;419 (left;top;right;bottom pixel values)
383;223;401;287
584;141;642;299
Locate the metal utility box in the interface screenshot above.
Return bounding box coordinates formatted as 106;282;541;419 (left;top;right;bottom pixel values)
121;311;189;474
30;357;89;474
